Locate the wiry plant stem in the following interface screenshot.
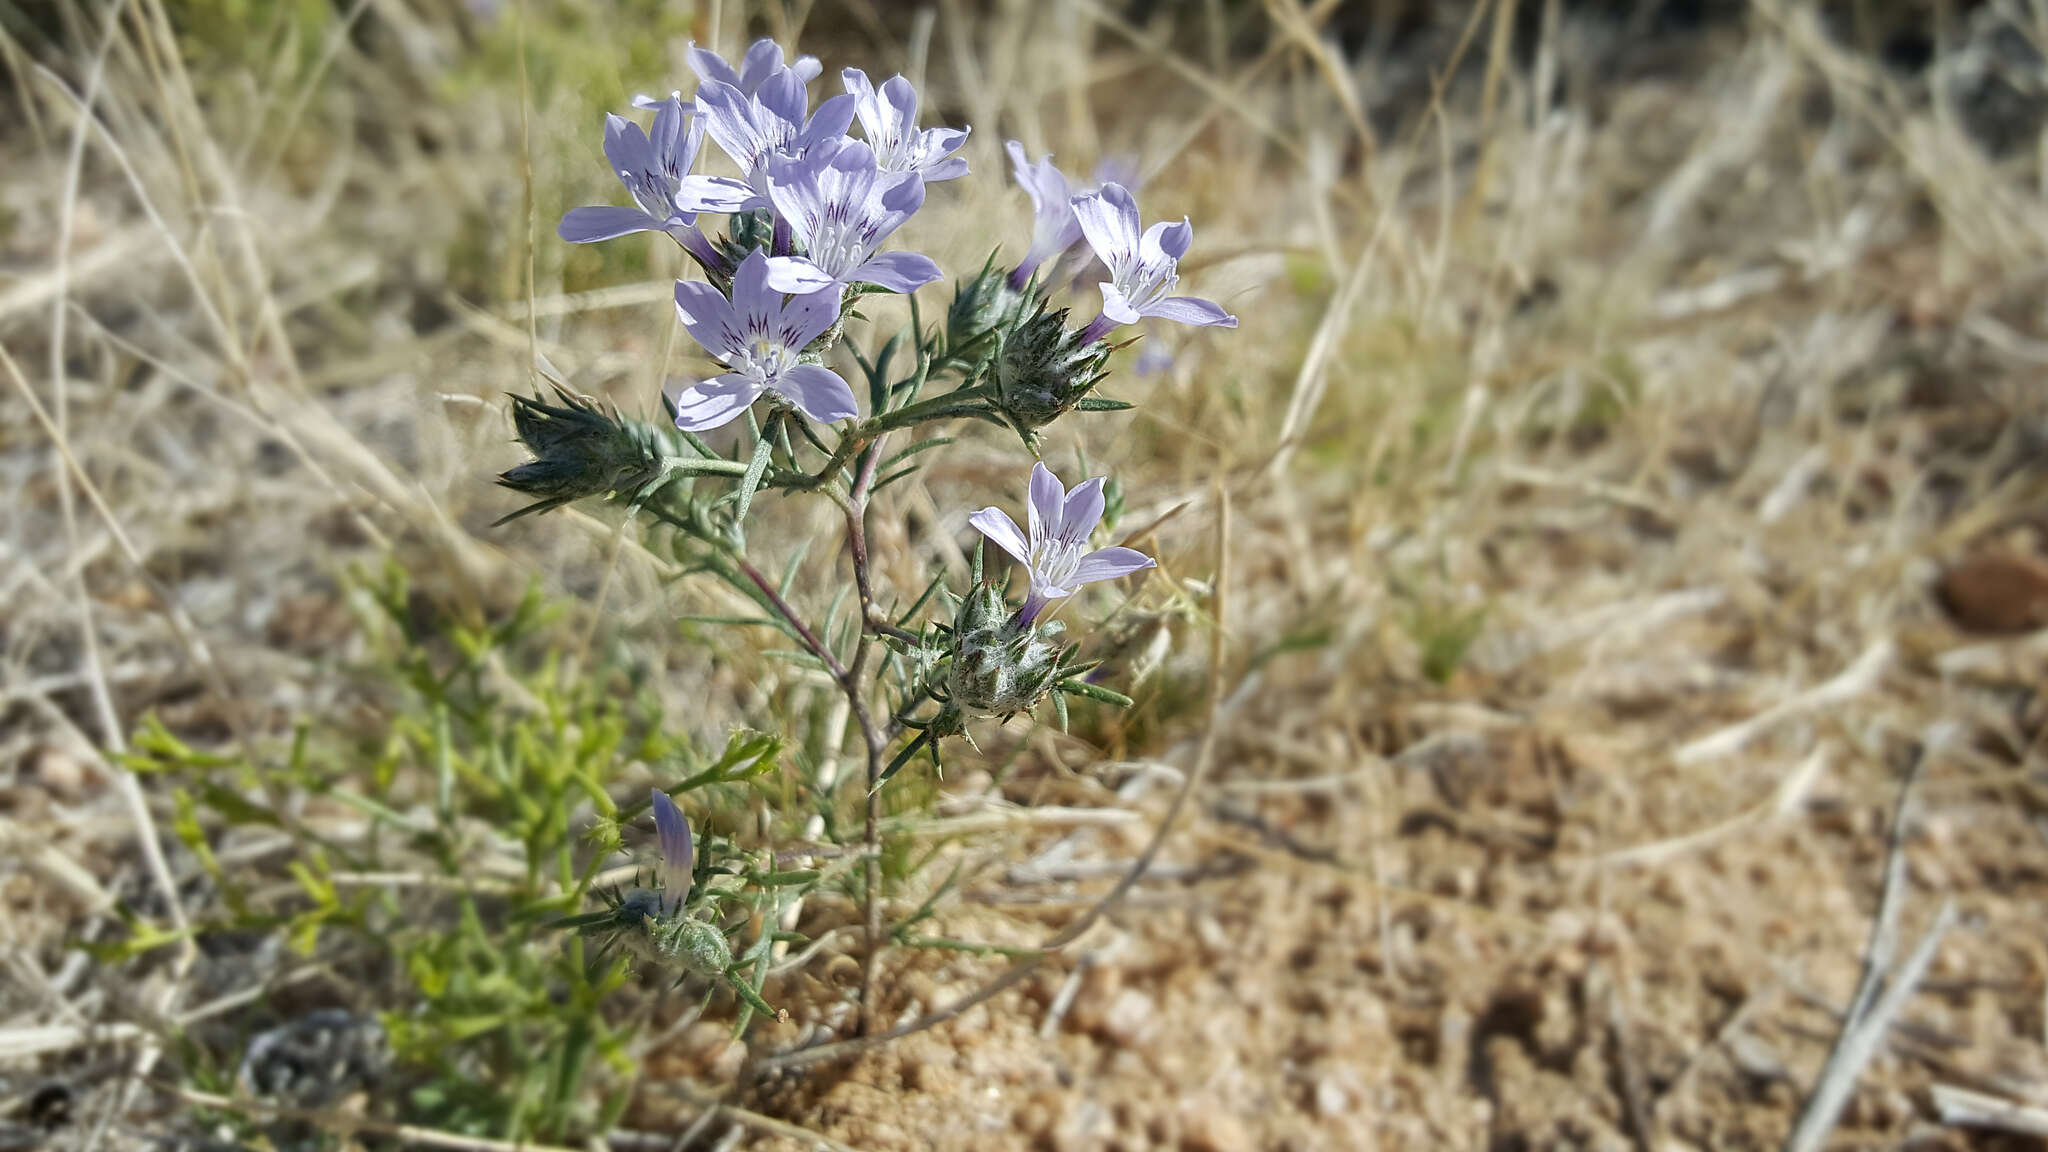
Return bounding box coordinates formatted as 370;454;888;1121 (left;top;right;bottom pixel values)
720;430;896;1034
844;432;891;1034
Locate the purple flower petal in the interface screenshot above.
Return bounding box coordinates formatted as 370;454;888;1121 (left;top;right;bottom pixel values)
875;168;925;221
777;363;859;423
762;256;838;295
1145;217;1193;263
756;70;808;133
673;278;736;353
852;251;942;293
777;282;845;350
688;42;742;90
969;507;1031;565
602;114;654;181
673;173;755;215
1145;295;1237;327
559;206;663;243
672;374;762;432
649;787;695;914
1070;546;1156;586
648;96;690;167
1096;282;1144;326
800;91;859;148
737;38;786;91
1058;477;1107;547
1027;462;1064;543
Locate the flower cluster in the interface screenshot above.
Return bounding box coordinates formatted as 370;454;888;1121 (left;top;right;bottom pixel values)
559;38;1233;439
519;36;1242;783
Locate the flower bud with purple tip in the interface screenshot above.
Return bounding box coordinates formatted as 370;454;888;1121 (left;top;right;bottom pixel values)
941;582;1067;719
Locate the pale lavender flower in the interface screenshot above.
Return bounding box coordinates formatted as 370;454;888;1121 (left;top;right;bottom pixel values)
970;462;1155;626
694;73;857;212
841;69;969;182
761;141;942;294
1072;182;1237;345
558;95;753;267
689;39;822;96
1005;141;1084;289
670;250;857;430
1004;145;1143;290
649;788;694;916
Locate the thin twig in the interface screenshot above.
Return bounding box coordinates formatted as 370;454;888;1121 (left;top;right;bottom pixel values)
648;1082;868;1152
176;1088;587;1152
732;555;849;683
844;431;890;1034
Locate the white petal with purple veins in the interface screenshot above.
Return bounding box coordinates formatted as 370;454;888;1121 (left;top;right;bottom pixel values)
672;374;762;432
776;364;859;423
1069;547;1156;587
1144;295;1237;328
1027;464;1065;542
969;508;1032;565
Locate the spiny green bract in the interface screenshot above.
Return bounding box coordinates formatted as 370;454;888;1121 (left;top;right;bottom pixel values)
652;914;734;977
496;387;680;522
989;300;1116;444
943;582;1067;718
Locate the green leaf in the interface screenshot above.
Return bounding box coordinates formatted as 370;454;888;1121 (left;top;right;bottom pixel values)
730;431;775;546
1074;395;1134;411
1055;679;1134;708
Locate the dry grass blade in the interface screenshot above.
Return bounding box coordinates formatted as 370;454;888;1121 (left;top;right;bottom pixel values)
1932;1084;2048;1139
1782;737;1956;1152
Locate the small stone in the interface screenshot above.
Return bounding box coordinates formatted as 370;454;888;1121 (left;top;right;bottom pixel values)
1101;988;1154;1047
1315;1076;1351;1116
1937;547;2048;634
1180;1101;1250;1151
23;744;93;803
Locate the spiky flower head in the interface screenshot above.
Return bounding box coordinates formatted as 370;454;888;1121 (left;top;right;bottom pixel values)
940;255;1032;374
989;300;1116;444
943;582;1068;719
496;387;676;523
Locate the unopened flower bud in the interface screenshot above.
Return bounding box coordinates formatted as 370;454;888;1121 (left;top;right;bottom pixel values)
943;257;1030;372
990;303;1115;444
945;582;1066;718
496;388;673;522
653;914;733;978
